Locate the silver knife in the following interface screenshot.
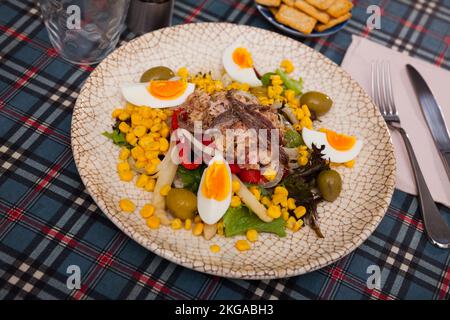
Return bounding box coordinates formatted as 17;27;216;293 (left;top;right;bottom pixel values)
406;64;450;181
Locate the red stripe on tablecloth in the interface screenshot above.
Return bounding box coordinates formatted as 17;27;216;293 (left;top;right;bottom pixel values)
438;268;450;300
184;0;208;23
396;212;424;231
435;45;448;67
14;67;39;89
0;25;34;44
6;207;24;222
41;226;79;247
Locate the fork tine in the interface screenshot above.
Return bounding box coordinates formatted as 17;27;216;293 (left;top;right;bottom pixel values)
373;61;385;116
372;61;381;112
384;62;397;116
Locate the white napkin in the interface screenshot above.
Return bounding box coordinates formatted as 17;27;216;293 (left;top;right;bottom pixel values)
341;35;450;207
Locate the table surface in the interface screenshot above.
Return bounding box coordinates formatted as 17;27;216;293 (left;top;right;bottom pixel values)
0;0;449;300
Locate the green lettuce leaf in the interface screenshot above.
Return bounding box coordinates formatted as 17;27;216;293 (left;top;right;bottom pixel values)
102;129;132;149
223;206;286;237
176;165;205;193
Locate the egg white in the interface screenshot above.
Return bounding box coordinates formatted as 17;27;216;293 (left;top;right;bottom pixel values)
222;43;262;87
197;154;232;225
121;82;195;108
302;128;363;163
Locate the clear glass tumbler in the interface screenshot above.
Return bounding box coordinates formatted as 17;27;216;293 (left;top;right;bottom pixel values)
38;0;130;65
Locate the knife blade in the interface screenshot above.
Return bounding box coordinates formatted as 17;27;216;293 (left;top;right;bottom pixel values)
406;64;450;180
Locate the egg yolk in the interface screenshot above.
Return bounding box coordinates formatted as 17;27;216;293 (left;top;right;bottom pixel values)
202;161;230;201
324;129;356;151
148;80;187;100
232;47;253;69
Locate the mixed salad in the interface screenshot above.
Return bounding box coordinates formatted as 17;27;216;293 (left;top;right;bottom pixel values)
103;43;363;252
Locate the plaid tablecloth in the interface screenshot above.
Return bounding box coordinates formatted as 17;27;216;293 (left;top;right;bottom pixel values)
0;0;449;300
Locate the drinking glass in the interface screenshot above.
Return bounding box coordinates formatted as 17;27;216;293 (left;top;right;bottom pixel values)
38;0;130;65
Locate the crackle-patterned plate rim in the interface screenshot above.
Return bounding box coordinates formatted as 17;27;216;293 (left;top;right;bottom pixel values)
72;22;396;279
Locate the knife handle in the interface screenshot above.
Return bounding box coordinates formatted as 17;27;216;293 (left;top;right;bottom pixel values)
396;127;450;249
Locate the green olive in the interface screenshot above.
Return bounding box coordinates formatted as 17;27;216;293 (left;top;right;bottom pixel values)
317;169;342;202
250;86;268;98
300;91;333;116
140;66;175;82
166;188;197;220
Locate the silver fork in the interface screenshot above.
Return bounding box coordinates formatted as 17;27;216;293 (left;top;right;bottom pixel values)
372;61;450;249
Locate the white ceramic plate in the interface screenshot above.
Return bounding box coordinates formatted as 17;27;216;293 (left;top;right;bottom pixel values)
72;23;395;279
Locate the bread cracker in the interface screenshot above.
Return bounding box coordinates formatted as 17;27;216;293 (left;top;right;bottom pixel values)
315;12;351;32
256;0;281;7
275;4;317;34
327;0;353;18
294;0;330;24
304;0;334;10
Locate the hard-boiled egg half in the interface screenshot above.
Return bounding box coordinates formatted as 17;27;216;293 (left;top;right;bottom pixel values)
197;154;232;225
302;128;363;163
121;79;195;108
223;44;262;87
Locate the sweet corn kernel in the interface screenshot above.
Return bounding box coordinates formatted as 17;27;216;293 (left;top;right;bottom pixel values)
144;179;156;192
150;123;162;133
298;156;308;166
184;218;192;230
287;216;296;229
294;206;307;219
295;108;305;120
119;170;133;182
119;199;135;212
171;218;183;230
136;174;149;188
177;67;189;79
138;136;153;149
267;205;281;219
146;216;160;229
160;127;170;138
149;141;160;151
135;160;147;170
131;146;145;160
246;229;258;242
133;125;147;137
261;196;271;207
145;163;158;175
112;108;122;118
117;161;130;173
118;111;130;121
280;198;288;208
140;204;155;218
231;180;240;193
249;186;261;201
294;123;303;131
210;244;220;253
160;184;171;196
118;122;130;133
131;113;142;126
293;219;304;232
282;208;290;221
231;195;241;208
159;138;169;152
235;240;251;251
300;116;313;129
193;222;204;236
194;215;202;223
126;132;137;145
271;193;286;206
119;147;130;161
217;221;224;236
287;198;296;210
274;186;288;196
301;104;311;118
281;59;294;73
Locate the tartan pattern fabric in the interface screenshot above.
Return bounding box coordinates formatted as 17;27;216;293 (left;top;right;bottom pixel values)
0;0;449;300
